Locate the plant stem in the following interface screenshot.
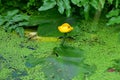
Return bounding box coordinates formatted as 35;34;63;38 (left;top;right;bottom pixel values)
61;33;67;46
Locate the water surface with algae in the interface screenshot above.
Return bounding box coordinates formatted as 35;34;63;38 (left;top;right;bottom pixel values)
0;22;120;80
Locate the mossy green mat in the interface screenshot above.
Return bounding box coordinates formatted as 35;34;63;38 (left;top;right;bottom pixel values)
0;23;120;80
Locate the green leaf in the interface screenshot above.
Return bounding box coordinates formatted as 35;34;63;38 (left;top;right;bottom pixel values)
63;0;71;17
107;0;113;4
7;25;18;32
15;27;24;37
7;9;19;17
99;0;105;9
18;22;29;26
71;0;88;7
0;15;6;26
42;57;82;80
115;0;119;8
37;23;62;37
81;0;89;6
12;14;29;23
36;9;77;37
106;9;120;18
90;0;99;10
38;0;56;11
71;0;80;4
57;0;65;14
107;16;120;25
84;4;90;20
4;21;12;29
1;10;29;37
71;0;81;7
42;45;95;80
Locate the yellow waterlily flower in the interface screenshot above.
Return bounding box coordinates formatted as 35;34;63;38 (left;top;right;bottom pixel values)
58;23;73;33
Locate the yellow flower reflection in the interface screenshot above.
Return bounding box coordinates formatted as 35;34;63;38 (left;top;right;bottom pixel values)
58;23;73;33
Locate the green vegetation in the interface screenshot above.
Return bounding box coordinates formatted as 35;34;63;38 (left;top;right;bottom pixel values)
0;0;120;80
0;9;29;37
0;0;120;37
1;21;120;80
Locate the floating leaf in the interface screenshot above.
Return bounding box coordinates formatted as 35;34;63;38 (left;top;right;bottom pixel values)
42;57;81;80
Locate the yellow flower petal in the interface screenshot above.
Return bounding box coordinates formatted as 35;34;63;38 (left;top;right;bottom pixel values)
58;23;73;33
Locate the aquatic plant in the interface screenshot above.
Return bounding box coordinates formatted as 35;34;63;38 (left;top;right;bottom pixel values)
58;23;73;46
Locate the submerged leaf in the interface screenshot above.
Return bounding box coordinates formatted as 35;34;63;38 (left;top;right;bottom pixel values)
43;57;81;80
25;46;96;80
42;45;95;80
